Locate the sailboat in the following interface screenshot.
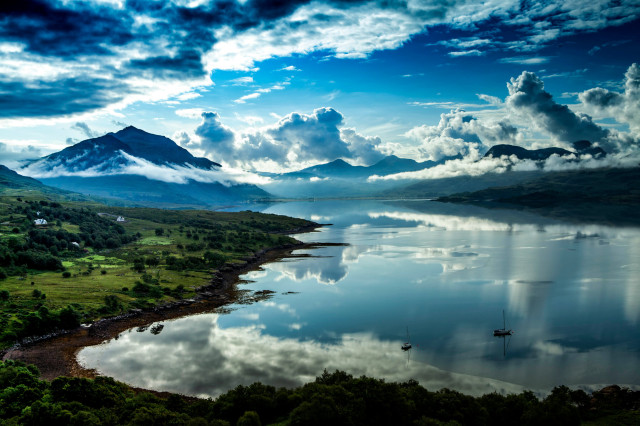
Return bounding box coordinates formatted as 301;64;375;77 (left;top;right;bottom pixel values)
493;310;513;336
401;326;412;351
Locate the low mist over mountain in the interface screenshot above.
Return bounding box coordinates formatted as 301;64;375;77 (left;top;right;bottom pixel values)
285;155;454;179
19;127;270;207
260;155;459;198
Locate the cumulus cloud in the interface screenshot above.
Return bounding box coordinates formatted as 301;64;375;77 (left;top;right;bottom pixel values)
579;63;640;137
405;110;521;162
505;71;610;145
172;131;193;148
373;66;640;181
194;112;237;152
195;108;386;171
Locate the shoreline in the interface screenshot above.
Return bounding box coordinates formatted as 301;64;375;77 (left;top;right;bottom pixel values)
2;226;334;381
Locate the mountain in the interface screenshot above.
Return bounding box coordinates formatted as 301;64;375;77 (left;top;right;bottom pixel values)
0;164;48;190
367;155;444;176
382;170;546;198
484;141;606;161
259;155;455;198
0;164;74;197
289;155;452;179
484;144;573;161
32;126;220;173
436;167;640;225
20;127;270;207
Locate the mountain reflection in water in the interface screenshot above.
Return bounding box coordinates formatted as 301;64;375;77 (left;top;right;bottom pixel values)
78;200;640;398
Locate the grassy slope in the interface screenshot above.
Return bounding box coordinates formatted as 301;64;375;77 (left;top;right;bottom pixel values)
0;193;314;348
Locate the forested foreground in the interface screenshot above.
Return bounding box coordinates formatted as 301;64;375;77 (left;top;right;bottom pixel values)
0;361;638;426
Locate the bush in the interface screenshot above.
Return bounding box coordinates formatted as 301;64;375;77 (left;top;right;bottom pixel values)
59;306;81;329
0;290;9;301
62;271;71;278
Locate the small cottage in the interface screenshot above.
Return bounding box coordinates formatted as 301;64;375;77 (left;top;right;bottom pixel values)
116;216;125;222
34;218;47;226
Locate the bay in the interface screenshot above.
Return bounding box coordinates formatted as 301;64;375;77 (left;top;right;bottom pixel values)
78;200;640;398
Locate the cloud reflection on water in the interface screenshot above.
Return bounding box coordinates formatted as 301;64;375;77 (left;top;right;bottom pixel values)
78;314;524;399
78;200;640;397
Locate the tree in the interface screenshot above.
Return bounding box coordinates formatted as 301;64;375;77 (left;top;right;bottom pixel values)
59;306;81;329
237;411;262;426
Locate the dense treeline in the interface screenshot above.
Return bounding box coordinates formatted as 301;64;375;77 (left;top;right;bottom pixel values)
96;207;314;233
0;200;137;277
0;304;81;344
0;363;638;425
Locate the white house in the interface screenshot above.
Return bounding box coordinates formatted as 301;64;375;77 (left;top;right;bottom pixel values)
34;218;47;225
116;216;125;222
71;242;80;248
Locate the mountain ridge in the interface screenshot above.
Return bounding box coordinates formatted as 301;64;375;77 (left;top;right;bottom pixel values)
18;127;269;207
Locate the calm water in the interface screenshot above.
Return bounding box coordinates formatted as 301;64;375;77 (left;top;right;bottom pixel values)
78;200;640;398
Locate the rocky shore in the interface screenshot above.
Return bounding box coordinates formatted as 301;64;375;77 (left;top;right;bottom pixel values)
1;229;332;380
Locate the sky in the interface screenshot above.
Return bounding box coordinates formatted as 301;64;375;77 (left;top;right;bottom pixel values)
1;0;640;174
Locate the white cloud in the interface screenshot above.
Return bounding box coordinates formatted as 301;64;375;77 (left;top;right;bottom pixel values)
0;142;48;169
448;49;484;57
499;56;551;65
20;148;270;186
579;63;640;138
175;108;206;119
195;107;387;172
405;110;520;162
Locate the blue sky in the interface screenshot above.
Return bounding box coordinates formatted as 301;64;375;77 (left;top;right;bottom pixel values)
1;0;639;173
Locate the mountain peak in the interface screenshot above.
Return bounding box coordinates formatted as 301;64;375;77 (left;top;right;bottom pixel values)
25;127;221;175
327;158;353;168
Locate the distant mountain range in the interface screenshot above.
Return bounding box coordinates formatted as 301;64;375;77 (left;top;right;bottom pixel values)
483;140;606;161
4;128;617;206
436;167;640;225
17;127;269;207
260;155;460;198
281;155;456;180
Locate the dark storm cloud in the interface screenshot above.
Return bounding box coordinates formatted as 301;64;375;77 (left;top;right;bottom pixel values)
0;1;134;57
128;50;205;79
0;0;373;119
0;78;128;118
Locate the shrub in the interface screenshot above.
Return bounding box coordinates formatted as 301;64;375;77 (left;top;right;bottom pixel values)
62;271;71;278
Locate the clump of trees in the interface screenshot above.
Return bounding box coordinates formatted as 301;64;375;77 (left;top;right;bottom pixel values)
0;200;137;278
0;305;81;344
0;364;638;425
